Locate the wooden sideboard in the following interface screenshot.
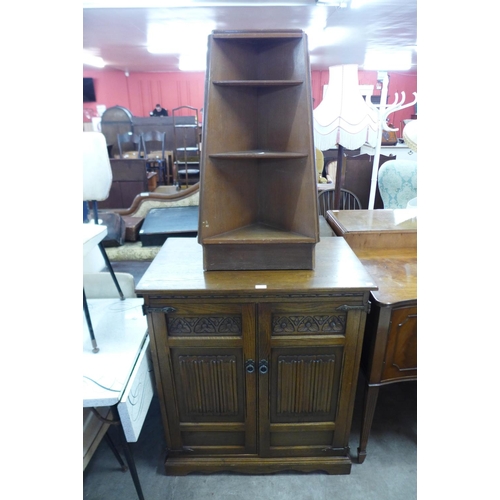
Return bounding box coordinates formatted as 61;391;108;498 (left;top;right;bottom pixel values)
136;237;377;475
326;209;417;464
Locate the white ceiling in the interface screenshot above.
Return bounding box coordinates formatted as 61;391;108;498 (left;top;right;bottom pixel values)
83;0;417;73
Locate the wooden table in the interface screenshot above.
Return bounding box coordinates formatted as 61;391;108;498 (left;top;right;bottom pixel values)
326;209;417;464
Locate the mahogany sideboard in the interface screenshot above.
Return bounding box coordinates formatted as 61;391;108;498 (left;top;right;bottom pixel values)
136;237;377;475
326;209;417;463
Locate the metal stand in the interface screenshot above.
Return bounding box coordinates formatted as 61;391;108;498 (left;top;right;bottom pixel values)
334;145;344;210
83;201;126;353
91;201;125;301
83;288;99;353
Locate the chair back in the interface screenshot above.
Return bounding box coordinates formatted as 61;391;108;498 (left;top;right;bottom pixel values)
141;130;165;159
83;132;112;202
117;132;143;159
377;159;417;209
318;188;362;216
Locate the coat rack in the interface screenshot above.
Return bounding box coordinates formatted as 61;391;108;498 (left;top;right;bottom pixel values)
366;72;417;209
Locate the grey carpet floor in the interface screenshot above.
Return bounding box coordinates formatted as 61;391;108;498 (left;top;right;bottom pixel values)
83;377;416;500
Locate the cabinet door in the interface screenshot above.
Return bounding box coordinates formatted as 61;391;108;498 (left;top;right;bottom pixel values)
381;304;417;382
148;302;257;456
257;301;366;458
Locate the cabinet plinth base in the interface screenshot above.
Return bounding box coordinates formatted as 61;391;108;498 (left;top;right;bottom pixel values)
163;455;352;476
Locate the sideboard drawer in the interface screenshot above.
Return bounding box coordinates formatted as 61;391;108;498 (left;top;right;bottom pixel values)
381;305;417;382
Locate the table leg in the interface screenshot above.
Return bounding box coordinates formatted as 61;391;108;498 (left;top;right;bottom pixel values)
92;407;146;500
118;432;145;500
111;407;146;500
104;432;128;472
357;383;380;464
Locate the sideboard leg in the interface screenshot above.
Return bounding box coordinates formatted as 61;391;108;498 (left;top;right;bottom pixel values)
358;384;380;464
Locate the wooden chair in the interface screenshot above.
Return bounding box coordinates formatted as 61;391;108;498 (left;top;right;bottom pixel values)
117;132;143;159
141;130;167;184
342;153;395;209
318;188;362;217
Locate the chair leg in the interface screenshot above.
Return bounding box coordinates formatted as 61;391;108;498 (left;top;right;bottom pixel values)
98;243;125;300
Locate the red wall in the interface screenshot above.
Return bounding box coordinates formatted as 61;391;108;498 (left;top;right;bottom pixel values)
83;69;205;120
83;68;416;134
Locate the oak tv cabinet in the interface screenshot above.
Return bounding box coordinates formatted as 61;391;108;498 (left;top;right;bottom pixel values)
136;237;377;475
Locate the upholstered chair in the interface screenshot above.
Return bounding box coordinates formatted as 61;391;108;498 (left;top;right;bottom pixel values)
377;160;417;209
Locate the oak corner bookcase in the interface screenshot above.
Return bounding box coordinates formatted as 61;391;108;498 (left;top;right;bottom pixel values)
198;29;319;271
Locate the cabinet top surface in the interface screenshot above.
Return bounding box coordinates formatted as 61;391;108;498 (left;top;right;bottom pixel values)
327;210;417;235
136;237;377;296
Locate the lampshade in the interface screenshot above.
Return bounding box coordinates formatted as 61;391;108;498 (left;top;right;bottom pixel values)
403;120;417;152
313;65;379;151
83;131;112;202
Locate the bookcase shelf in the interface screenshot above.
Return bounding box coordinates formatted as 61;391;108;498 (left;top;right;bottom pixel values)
203;223;316;244
209;151;307;160
198;30;319;271
213;80;303;87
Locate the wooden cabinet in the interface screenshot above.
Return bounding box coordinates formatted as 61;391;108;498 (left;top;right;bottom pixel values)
98;159;151;209
198;30;319;271
136;237;377;475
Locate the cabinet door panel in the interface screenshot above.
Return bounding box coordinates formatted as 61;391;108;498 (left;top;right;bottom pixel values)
150;303;257;456
258;302;365;458
172;350;242;421
381;305;417;382
272;349;343;422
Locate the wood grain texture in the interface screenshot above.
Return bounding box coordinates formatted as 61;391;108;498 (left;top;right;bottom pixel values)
136;237;377;296
198;31;319;270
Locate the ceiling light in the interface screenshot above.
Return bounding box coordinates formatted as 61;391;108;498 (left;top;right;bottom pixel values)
350;0;376;8
83;51;105;68
84;1;332;7
316;1;349;5
307;26;351;51
363;50;412;71
179;51;207;71
148;23;212;54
